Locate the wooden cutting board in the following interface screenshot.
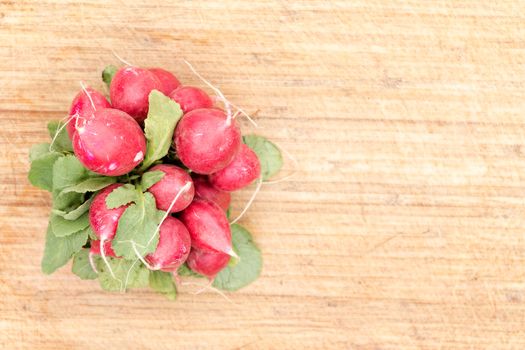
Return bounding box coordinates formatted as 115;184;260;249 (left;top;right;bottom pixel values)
1;1;525;349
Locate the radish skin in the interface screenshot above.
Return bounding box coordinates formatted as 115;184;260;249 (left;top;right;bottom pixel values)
89;183;129;279
149;68;181;95
209;143;261;192
89;184;129;242
180;198;234;256
145;217;191;271
192;174;231;211
110;67;162;123
73;108;146;176
186;248;230;279
175;108;241;174
147;164;195;213
67;87;110;139
169;86;213;114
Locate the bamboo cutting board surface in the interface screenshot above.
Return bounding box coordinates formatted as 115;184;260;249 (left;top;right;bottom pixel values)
1;1;525;349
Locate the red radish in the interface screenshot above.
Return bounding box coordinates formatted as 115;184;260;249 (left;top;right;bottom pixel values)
169;86;213;114
144;217;191;271
89;183;130;276
90;240;118;258
147;164;195;213
192;174;231;211
67;87;110;139
109;67;162;123
149;68;181;95
89;184;129;242
180;198;234;256
73;108;146;176
186;248;230;279
174;108;241;174
209;143;261;191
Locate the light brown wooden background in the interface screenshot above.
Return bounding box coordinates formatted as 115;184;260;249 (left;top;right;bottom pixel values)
1;1;525;349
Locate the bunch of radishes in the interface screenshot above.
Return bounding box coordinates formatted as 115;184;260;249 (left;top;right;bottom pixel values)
28;64;283;299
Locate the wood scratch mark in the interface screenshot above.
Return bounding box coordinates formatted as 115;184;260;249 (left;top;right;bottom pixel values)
231;341;258;350
366;231;406;254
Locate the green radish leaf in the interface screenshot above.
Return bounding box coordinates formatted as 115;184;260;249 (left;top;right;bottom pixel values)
213;224;262;291
140;170;165;191
112;192;164;260
87;226;98;240
52;155;89;211
53;192;84;212
63;197;93;220
41;224;89;274
52;155;89;191
97;258;149;292
102;65;118;88
105;184;138;209
177;263;204;278
52;196;93;221
72;249;98;280
28;152;62;192
62;177;116;194
29;143;52;162
130;265;150;288
243;134;283;180
51;155;113;212
140;90;183;171
48;120;73;153
149;270;177;300
50;212;90;237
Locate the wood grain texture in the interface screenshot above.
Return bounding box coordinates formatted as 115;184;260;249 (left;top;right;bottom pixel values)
1;0;525;349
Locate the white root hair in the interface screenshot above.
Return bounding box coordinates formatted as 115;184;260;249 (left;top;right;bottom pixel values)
74;114;88;134
79;81;96;111
229;177;263;225
88;252;99;274
180;281;235;304
100;239;116;279
226;247;239;259
183;59;259;128
111;49;134;67
50;81;96;152
122;259;139;292
183;59;230;114
262;142;299;184
132;241;155;270
48;115;72;152
229;101;259;128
